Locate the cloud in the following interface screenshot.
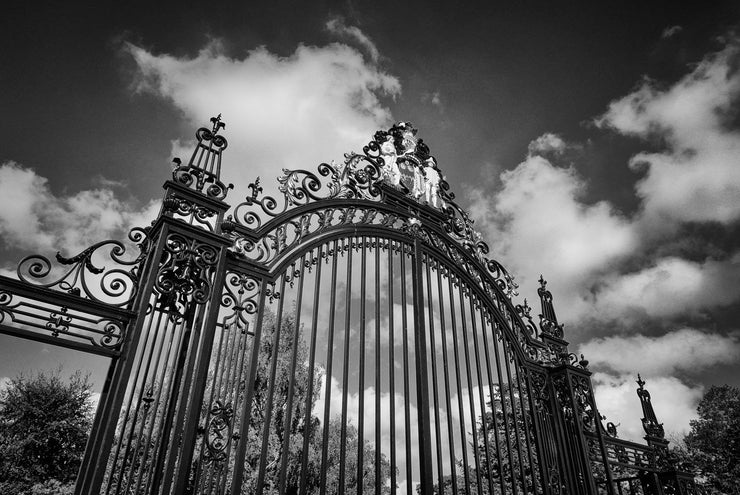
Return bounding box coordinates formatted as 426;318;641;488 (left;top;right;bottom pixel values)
579;328;740;376
468;37;740;329
125;38;400;202
422;91;444;113
579;256;740;321
527;132;566;156
0;161;158;256
467;151;636;324
591;373;702;443
325;17;380;63
596;41;740;229
661;25;683;39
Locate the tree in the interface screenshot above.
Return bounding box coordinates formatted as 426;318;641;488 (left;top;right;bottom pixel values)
673;385;740;495
0;369;93;495
191;307;393;494
426;383;539;495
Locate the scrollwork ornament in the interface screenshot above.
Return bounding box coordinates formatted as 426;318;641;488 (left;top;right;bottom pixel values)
154;234;219;317
16;226;150;308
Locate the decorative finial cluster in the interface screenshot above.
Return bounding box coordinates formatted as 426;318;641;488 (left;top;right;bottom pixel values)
636;374;666;440
537;275;564;339
210;114;226;134
171;115;233;200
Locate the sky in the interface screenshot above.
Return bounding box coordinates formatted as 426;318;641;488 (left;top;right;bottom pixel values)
1;0;740;448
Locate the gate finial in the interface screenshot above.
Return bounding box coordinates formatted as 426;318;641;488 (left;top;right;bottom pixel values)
170;115;233;201
537;275;564;339
636;374;666;441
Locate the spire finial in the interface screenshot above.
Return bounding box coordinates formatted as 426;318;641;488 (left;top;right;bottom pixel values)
538;274;547;289
210;114;226;134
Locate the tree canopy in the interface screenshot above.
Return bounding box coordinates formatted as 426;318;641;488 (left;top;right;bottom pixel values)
0;368;93;495
674;385;740;495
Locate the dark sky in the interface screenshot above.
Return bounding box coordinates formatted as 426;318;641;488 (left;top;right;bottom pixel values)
1;0;739;442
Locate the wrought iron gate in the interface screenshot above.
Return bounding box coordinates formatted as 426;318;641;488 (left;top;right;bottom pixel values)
0;118;702;494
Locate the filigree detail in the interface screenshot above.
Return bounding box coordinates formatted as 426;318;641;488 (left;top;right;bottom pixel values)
172;116;234;200
46;306;71;337
162;195;218;231
203;400;234;467
154;233;219;317
228;123;520;297
16;226;151;308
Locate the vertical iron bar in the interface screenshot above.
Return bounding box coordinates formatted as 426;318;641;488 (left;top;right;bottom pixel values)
299;246;324;495
411;240;434;493
357;237;367;495
424;256;444;493
447;273;471;492
79;223;169;495
388;240;397;494
130;311;173;493
470;298;495;494
171;249;230;494
457;282;483;493
436;265;458;494
515;366;538;493
374;238;382;495
339;239;354;491
491;321;518;495
108;307;164;494
480;311;507;495
400;243;412;494
230;280;268;495
523;368;551;495
319;239;340;495
277;254;308;493
150;300;201;494
503;344;528;493
255;272;288;493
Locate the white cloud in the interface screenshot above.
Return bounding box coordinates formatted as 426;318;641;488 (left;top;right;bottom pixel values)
467;152;636;324
527;132;566;156
592;373;702;443
596;41;740;229
468;37;740;328
125;39;400;202
661;25;683;39
0;161;158;256
579;256;740;321
325;17;380;63
579;328;740;376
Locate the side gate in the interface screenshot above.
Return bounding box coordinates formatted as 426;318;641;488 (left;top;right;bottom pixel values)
0;118;701;494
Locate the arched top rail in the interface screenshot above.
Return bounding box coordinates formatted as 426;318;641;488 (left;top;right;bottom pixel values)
222;123;518;286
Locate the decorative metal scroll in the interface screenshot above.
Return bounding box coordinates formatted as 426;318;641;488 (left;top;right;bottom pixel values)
172;114;234;201
0;289;125;350
227;122;517;298
15;226;151;308
154;232;220;318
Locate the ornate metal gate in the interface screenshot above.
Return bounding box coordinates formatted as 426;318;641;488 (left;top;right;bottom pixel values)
0;118;702;494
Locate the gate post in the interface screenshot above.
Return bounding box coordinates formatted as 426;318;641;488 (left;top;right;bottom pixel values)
79;117;234;494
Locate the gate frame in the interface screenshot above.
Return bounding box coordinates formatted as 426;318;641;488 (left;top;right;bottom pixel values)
0;117;702;495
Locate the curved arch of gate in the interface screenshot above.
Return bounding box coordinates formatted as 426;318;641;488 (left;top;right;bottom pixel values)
226;196;555;368
184;210;554;494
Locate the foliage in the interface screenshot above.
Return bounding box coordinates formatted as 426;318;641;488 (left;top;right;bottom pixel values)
0;368;93;494
673;385;740;495
190;308;394;493
426;383;539;494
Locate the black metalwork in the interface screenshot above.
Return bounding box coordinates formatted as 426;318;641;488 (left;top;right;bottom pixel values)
0;118;701;494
